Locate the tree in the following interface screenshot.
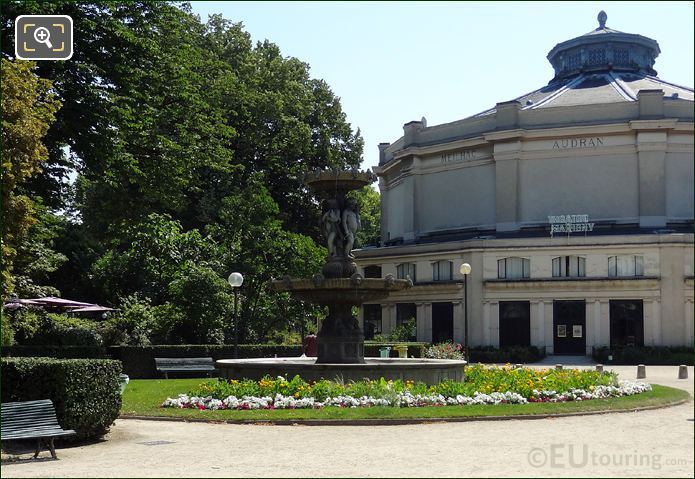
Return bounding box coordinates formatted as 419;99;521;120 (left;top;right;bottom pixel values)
207;179;326;342
349;186;381;247
1;59;61;298
90;213;220;305
1;3;366;343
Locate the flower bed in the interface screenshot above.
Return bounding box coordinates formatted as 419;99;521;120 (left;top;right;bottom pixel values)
160;365;652;411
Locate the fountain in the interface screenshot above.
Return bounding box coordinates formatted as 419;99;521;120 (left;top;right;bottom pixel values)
216;169;466;384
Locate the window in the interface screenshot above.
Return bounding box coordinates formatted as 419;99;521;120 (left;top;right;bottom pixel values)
552;256;586;277
363;265;382;278
396;263;416;282
432;260;453;281
497;257;530;279
499;301;531;348
608;255;644;277
610;300;644;347
363;304;382;340
395;303;417;341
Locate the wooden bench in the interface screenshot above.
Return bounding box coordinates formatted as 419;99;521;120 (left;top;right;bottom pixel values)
1;399;76;459
154;357;217;379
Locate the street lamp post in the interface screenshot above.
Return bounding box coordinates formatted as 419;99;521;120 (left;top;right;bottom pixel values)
228;272;244;358
459;263;472;361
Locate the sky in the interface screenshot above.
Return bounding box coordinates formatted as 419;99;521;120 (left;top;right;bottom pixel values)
189;1;695;172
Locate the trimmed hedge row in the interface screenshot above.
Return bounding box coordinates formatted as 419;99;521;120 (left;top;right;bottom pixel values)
1;357;122;440
2;343;429;378
469;346;546;364
592;346;694;365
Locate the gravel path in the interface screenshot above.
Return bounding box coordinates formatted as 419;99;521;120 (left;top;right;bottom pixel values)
2;365;693;478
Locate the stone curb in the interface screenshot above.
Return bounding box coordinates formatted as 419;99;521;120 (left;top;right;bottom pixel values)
119;396;689;427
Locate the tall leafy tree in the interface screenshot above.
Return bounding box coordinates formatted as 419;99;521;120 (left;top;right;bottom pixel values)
1;2;366;342
349;186;381;247
1;59;61;298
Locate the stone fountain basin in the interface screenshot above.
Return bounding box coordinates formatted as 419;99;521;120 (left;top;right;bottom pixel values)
270;277;411;304
216;357;466;385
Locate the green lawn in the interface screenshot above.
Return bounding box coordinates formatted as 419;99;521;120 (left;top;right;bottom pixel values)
120;379;690;422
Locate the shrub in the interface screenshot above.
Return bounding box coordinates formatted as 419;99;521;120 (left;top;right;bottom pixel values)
425;341;465;360
7;306;45;344
34;314;103;347
1;311;15;346
469;346;545;363
1;357;122;440
389;318;416;342
8;309;103;347
103;294;155;346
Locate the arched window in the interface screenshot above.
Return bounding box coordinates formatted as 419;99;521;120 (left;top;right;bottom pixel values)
608;255;644;277
497;257;530;279
363;265;382;278
552;256;586;277
396;263;416;282
432;260;453;281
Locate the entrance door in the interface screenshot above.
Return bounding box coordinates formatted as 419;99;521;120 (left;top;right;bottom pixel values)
431;302;453;343
609;300;644;347
499;301;531;348
553;300;586;355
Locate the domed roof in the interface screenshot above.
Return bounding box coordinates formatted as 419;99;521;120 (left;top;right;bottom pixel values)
547;11;660;80
471;11;693;118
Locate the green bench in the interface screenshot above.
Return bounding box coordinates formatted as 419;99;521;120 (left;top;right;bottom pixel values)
154;357;217;379
1;399;76;459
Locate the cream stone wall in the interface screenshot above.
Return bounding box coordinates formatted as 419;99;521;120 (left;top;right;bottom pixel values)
358;235;694;351
365;91;693;354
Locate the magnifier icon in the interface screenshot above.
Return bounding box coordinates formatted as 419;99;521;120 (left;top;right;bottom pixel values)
33;27;53;49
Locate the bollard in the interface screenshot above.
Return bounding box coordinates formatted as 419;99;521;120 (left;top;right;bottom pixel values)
637;364;646;379
595;364;604;373
678;365;688;379
555;364;563;370
514;363;523;369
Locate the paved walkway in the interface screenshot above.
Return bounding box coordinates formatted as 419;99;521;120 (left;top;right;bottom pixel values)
2;366;693;478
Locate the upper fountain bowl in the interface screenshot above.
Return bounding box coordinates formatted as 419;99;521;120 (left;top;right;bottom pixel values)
302;168;377;197
270;275;412;305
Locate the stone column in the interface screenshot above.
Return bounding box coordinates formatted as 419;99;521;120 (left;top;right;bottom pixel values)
592;299;603;347
600;300;611;347
651;299;662;345
382;304;395;336
415;302;426;341
583;300;593;352
529;300;544;349
685;299;694;347
490;301;499;348
423;303;433;343
543;301;553;355
493;140;522;233
483;301;491;346
635;115;667;228
453;300;464;344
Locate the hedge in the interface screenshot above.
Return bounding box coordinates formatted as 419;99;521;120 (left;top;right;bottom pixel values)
1;345;109;359
2;343;429;378
469;346;546;364
592;346;694;365
1;357;122;440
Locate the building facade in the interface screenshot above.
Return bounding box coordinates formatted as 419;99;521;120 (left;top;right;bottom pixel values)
355;13;694;355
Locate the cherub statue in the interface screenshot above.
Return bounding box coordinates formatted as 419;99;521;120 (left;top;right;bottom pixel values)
321;199;342;257
342;198;361;258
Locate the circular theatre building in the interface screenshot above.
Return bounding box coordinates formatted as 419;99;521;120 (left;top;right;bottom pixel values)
356;13;694;355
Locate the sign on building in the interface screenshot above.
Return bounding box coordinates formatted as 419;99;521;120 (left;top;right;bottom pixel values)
548;214;595;237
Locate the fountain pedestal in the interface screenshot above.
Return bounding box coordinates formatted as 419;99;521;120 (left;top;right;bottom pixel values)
316;302;364;363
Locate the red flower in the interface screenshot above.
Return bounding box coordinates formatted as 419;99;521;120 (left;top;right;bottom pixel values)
197;404;206;410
